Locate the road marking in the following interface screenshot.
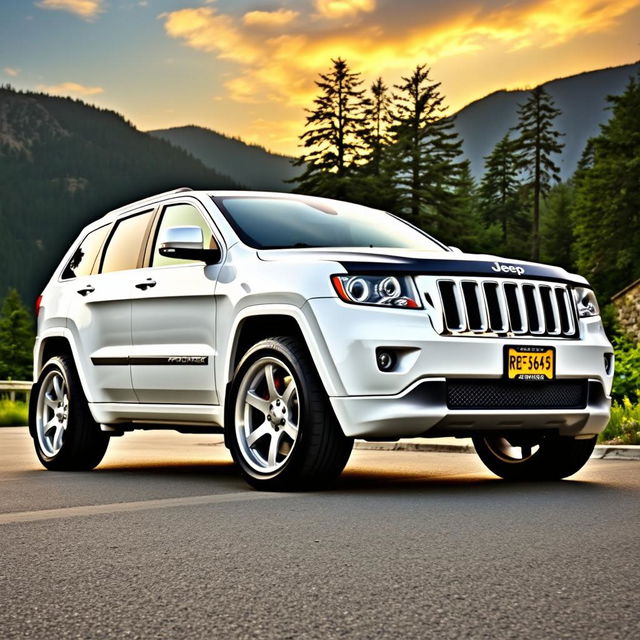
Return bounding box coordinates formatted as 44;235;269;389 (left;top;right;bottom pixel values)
0;491;295;525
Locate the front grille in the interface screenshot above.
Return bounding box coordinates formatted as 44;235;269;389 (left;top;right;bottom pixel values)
436;278;578;338
446;379;588;410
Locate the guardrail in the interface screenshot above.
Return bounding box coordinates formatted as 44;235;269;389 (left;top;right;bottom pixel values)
0;381;33;403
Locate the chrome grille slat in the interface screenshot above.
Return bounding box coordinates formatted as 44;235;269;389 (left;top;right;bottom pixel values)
433;277;578;339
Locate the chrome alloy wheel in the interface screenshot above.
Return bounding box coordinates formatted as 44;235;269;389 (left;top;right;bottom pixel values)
36;370;70;458
235;356;300;473
484;436;541;463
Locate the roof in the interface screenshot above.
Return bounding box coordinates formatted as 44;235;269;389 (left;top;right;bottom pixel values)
100;188;303;221
612;278;640;301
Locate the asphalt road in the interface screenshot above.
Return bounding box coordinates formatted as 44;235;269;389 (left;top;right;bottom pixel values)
1;427;638;640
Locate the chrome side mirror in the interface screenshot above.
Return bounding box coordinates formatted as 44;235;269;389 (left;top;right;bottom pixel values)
158;226;220;264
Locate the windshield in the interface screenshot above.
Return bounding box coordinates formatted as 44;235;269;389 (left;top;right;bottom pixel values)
214;196;446;251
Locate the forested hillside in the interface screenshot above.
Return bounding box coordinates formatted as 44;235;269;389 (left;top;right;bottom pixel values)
0;87;238;305
455;62;640;180
149;126;298;192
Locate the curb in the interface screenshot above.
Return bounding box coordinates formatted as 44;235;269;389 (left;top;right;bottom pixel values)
355;440;640;460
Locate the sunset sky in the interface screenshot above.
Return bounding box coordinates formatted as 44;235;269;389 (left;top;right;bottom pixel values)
1;0;638;155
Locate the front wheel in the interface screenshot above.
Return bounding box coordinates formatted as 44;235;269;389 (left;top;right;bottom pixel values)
226;337;353;491
30;355;109;470
473;433;597;481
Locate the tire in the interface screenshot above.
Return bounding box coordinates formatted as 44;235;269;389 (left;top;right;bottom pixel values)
29;355;109;471
472;433;597;481
226;336;353;491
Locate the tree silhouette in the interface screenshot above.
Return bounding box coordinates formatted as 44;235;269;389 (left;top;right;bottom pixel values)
291;58;367;197
388;64;464;231
0;288;34;381
479;134;521;246
512;86;564;261
572;75;640;299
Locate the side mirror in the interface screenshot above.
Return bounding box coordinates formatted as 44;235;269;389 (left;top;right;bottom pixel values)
158;226;221;265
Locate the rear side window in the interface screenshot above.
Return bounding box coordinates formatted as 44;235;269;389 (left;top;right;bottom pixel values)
61;224;111;280
101;210;154;274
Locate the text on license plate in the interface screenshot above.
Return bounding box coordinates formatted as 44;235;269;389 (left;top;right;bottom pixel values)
506;347;555;381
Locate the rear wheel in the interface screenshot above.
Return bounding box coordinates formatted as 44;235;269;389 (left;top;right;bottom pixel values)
226;337;353;491
473;433;597;481
30;355;109;470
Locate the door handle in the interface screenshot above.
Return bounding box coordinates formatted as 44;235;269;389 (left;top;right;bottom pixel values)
135;278;157;291
77;285;95;296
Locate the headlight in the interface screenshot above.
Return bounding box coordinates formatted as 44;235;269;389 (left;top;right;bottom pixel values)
331;275;422;308
573;287;600;318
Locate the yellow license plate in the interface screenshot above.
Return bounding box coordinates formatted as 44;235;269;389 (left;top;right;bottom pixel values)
506;347;555;381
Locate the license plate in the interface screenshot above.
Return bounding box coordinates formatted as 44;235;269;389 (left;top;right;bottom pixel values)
505;346;555;381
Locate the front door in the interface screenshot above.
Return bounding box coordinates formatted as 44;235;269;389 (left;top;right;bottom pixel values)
130;201;222;404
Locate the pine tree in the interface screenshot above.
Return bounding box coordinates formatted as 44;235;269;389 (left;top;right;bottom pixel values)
0;288;34;381
572;75;640;300
451;161;490;253
540;181;575;271
479;134;522;247
388;64;464;232
291;58;367;198
512;86;564;261
362;77;393;176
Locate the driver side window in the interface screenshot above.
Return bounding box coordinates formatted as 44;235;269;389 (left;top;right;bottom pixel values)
152;204;217;267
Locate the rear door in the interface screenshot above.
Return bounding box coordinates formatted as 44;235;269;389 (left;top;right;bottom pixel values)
130;200;223;404
66;209;155;402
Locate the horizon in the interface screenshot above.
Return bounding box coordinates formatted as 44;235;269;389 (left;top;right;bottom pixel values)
1;0;639;155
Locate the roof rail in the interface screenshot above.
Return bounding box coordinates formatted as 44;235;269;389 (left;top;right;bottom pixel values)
102;187;193;220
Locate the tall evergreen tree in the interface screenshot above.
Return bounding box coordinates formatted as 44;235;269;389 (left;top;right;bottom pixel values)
291;58;367;197
479;134;521;247
572;75;640;300
540;181;575;271
512;86;564;261
388;64;464;231
451;160;491;253
0;288;34;381
362;77;393;176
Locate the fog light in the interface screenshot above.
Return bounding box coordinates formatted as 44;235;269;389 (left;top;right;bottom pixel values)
604;352;614;375
376;350;396;372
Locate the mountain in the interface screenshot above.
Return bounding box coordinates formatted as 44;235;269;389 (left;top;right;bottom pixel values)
149;125;298;192
453;62;640;180
0;87;239;306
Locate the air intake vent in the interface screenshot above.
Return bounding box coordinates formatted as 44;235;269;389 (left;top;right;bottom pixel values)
447;379;588;410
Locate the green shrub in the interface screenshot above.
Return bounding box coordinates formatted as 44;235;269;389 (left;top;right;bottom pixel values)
611;333;640;404
0;399;28;426
599;397;640;445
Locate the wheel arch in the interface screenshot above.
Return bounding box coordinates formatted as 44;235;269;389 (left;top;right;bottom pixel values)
222;305;345;405
35;329;95;401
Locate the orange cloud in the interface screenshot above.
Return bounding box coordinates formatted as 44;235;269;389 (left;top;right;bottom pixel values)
162;7;258;63
37;81;104;96
3;67;20;77
314;0;376;19
163;0;639;108
242;9;299;27
36;0;105;20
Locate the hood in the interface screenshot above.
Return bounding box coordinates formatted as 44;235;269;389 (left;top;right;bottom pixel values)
256;247;589;287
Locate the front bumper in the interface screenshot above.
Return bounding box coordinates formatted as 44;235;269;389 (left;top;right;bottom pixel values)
330;378;611;438
305;298;613;439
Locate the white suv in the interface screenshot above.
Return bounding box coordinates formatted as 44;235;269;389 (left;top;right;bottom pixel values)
30;188;614;490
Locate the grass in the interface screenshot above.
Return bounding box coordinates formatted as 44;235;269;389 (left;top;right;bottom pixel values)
0;399;28;426
599;398;640;445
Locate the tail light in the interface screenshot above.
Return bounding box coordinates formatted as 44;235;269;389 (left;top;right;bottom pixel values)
35;295;43;317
